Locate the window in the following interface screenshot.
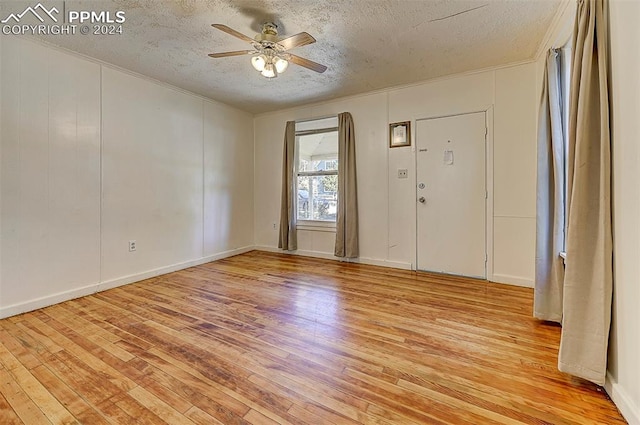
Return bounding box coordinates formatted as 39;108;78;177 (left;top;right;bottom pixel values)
295;118;339;223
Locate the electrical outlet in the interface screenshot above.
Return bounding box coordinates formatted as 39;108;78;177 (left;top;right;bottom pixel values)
273;223;277;230
398;169;408;179
129;240;136;252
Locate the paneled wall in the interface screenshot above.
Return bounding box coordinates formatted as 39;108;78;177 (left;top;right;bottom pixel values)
203;101;254;256
608;1;640;423
1;38;101;310
254;62;538;285
493;65;537;285
0;37;254;317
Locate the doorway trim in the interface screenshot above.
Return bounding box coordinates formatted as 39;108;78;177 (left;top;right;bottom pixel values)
413;107;494;281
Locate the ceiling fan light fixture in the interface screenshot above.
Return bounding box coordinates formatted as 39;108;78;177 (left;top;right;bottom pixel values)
261;63;276;78
274;57;289;74
209;23;327;77
251;54;266;72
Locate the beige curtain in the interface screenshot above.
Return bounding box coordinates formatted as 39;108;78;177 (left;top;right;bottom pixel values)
534;49;566;323
335;112;359;258
558;0;612;385
278;121;297;251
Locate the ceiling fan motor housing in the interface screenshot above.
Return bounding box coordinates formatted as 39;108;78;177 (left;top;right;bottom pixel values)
256;22;279;44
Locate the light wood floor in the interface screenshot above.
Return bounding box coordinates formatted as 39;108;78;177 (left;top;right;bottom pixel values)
0;251;626;424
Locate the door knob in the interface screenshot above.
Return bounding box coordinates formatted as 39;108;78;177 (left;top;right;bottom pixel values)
418;197;426;204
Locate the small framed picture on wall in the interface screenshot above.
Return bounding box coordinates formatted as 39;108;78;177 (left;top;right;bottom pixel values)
389;121;411;148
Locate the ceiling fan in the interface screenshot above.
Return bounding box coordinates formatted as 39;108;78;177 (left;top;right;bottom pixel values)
208;22;328;78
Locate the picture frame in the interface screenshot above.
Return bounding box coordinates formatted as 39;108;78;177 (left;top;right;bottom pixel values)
389;121;411;148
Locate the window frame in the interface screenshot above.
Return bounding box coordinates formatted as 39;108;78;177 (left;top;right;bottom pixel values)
295;125;339;228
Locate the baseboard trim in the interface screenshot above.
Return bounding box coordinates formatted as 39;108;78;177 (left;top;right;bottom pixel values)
97;246;254;292
345;256;413;270
606;371;640;425
258;247;531;284
253;246;413;270
0;246;254;319
254;245;336;261
491;273;534;288
0;283;101;319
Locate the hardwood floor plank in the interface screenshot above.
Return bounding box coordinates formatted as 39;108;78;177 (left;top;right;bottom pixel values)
9;363;78;424
244;408;285;425
28;364;110;425
0;251;626;424
0;391;24;425
137;373;194;414
127;385;196;425
183;405;226;425
247;372;366;423
0;324;43;371
134;349;253;421
286;403;355;425
0;367;52;424
382;365;569;422
95;394;142;424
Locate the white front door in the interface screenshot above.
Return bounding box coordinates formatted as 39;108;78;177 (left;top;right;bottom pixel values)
416;112;487;278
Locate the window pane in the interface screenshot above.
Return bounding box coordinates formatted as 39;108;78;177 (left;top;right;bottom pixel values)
297;175;311;220
324;159;338;171
297;175;338;221
297;131;338;172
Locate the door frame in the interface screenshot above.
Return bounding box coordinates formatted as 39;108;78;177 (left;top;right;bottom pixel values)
413;107;494;281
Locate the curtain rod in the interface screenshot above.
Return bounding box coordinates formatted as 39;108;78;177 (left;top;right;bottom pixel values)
295;127;339;136
295;114;338;124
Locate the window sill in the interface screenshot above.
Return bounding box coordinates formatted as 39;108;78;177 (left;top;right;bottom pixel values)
297;221;336;232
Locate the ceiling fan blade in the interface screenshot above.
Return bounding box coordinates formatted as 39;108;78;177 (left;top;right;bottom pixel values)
288;54;327;73
208;50;255;58
278;32;316;50
211;24;255;44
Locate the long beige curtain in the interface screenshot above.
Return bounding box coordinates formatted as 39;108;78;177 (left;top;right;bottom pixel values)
534;49;566;323
278;121;297;251
334;112;359;258
558;0;612;385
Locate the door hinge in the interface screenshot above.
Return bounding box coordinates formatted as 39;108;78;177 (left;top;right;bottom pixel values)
485;253;488;263
485;191;488;199
485;126;488;137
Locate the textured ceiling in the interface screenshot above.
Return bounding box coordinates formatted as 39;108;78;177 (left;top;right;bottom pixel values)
31;0;562;113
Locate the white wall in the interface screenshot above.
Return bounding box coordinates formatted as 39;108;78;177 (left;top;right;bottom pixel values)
0;37;254;317
607;1;640;423
1;38;101;310
203;101;254;256
101;68;205;282
0;27;3;309
254;63;539;285
493;65;538;285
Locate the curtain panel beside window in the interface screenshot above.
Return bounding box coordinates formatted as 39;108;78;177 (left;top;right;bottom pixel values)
558;0;612;386
335;112;359;258
278;121;297;251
